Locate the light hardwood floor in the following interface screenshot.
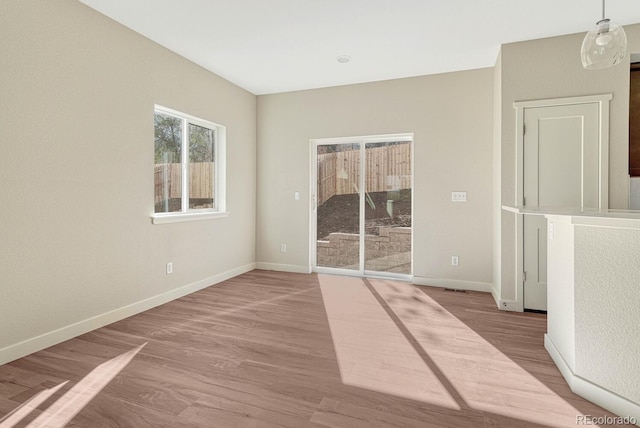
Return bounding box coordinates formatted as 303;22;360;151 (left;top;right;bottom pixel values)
0;270;628;427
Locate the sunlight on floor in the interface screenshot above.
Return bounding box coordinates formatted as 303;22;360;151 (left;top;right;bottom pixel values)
318;274;587;427
0;343;146;428
0;381;69;428
318;274;460;409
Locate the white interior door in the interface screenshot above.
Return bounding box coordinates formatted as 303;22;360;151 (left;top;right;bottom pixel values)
523;102;602;311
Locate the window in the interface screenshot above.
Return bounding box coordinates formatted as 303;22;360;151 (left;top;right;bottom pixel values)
152;106;226;223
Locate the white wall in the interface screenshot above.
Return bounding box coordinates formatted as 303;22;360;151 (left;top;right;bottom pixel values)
256;69;494;289
497;25;640;303
546;216;575;371
575;225;640;404
0;0;257;363
545;216;640;419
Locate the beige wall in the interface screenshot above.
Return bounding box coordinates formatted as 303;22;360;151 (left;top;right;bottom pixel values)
257;69;494;287
0;0;256;361
497;25;640;303
4;0;634;364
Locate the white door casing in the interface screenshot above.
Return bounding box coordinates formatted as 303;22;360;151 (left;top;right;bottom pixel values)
514;95;611;312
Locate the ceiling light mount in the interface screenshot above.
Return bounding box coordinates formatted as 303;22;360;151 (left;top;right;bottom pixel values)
336;55;352;64
581;0;627;70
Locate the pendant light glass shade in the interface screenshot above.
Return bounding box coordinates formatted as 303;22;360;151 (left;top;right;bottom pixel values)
581;8;627;70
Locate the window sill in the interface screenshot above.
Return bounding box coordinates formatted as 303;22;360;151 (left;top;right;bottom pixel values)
151;211;229;224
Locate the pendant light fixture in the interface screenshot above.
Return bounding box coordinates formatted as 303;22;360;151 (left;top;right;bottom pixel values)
581;0;627;69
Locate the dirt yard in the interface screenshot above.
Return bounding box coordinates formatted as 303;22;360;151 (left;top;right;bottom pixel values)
316;190;411;239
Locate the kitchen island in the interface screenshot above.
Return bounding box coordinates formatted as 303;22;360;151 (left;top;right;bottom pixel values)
503;206;640;424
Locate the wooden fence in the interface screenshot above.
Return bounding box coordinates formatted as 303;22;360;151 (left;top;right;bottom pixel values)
317;144;411;205
154;162;214;204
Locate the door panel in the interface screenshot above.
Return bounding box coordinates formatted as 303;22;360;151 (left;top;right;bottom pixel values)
523;103;600;311
537;117;583;207
364;141;412;274
316;143;361;271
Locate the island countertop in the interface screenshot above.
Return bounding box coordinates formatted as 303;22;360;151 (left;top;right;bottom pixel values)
502;205;640;228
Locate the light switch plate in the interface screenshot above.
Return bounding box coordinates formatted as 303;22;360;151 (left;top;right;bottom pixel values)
452;191;467;202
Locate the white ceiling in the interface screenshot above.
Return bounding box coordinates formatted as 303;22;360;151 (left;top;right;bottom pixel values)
79;0;640;95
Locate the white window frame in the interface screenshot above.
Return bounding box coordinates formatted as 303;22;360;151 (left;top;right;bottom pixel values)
151;105;227;224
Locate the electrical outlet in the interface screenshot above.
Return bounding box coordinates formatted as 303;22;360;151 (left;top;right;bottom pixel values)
281;244;287;252
451;256;459;266
166;262;173;274
451;191;467;202
294;191;300;200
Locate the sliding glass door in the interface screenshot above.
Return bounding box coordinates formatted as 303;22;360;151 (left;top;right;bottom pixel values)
313;135;412;277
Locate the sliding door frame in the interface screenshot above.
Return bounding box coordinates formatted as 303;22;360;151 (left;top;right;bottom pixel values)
309;133;414;280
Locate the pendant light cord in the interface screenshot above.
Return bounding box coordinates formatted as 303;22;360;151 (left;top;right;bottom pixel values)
602;0;606;21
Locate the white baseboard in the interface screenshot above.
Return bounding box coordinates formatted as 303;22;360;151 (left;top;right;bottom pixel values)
498;299;522;312
545;335;640;425
412;277;493;293
0;263;256;366
255;262;312;274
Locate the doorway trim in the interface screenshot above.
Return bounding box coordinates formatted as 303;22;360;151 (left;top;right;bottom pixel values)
513;94;611;311
309;133;414;280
